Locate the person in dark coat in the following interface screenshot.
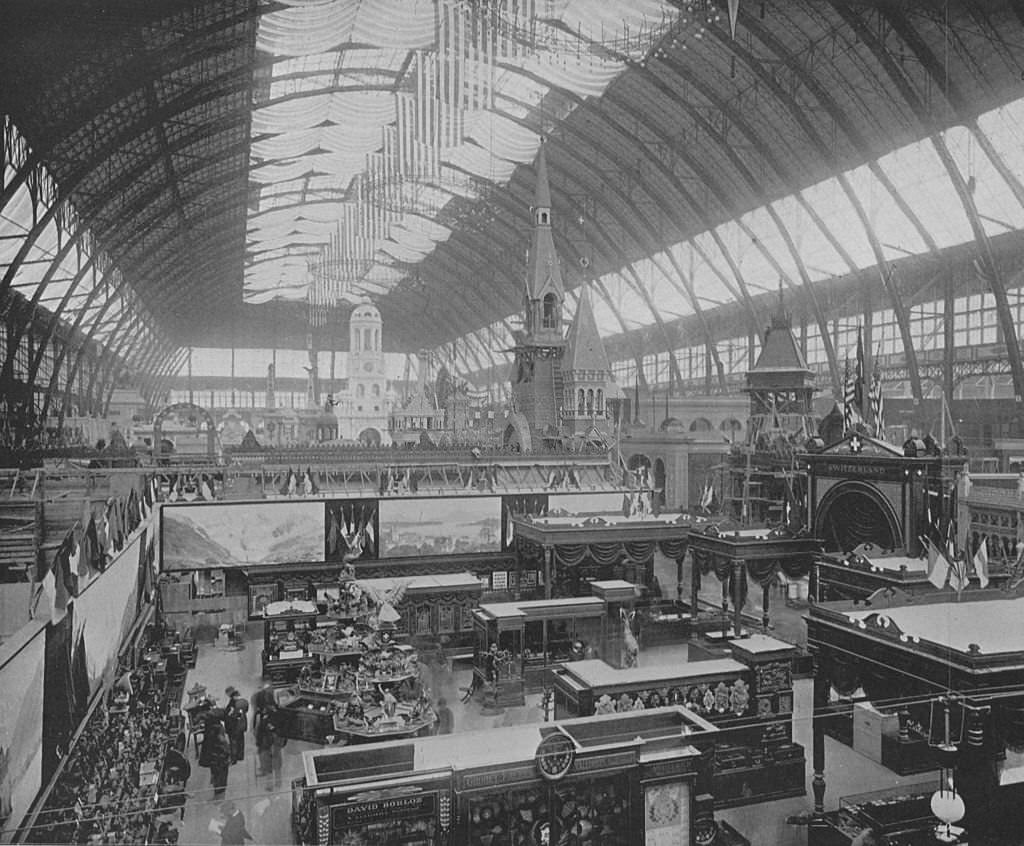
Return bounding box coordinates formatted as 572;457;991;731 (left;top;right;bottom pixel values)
224;687;249;764
199;719;231;798
255;706;286;789
219;801;252;845
251;681;276;737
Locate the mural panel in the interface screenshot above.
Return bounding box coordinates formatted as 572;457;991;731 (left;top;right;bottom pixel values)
380;497;501;558
161;502;325;569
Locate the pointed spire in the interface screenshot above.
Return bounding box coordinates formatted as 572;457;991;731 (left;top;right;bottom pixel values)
523;142;565;336
565;287;611;373
535;140;552;212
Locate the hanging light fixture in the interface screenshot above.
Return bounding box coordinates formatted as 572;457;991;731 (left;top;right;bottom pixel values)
928;695;965;843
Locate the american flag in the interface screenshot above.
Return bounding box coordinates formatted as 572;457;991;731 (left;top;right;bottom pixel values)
869;367;885;438
842;359;858;434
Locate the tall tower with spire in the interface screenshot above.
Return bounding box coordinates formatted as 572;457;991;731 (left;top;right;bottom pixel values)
562;286;618;438
506;145;617;448
509;144;567;441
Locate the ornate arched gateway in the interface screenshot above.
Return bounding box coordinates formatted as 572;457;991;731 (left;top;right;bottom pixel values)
813;479;903;554
153;402;218;461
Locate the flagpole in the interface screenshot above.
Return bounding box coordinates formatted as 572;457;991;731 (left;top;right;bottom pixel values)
940;392;946;450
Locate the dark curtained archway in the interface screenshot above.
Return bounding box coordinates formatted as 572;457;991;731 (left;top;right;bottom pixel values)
814;479;902;553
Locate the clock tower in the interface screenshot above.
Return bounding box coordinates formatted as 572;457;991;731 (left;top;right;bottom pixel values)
508;143;566;446
343;302;389;444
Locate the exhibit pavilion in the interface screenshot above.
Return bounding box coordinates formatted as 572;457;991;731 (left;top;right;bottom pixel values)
7;2;1024;845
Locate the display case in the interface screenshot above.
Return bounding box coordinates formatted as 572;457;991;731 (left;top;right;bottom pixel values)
261;600;319;686
811;782;959;846
297;707;734;846
552;637;806;810
472;596;606;705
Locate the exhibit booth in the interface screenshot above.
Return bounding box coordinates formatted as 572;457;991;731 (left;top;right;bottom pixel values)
294;706;751;846
807;590;1024;843
551;635;804;809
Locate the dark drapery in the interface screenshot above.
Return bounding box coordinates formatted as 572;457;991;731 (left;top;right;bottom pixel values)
820;488;897;553
42;608;76;783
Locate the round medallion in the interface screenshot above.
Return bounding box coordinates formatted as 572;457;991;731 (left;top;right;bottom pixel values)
362;361;374;372
535;731;575;781
694;818;718;845
647;790;679;825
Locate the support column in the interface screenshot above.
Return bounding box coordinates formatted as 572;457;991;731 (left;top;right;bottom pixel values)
544;545;553;600
811;655;829;822
689;551;700;617
761;579;771;632
720;564;730;639
732;559;744;637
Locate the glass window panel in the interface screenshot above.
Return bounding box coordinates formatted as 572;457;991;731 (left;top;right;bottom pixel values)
842;163;929;260
944;124;1024;235
800;177;875;268
770;194;850;279
878;140;972;248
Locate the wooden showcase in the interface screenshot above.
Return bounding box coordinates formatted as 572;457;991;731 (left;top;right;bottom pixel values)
810;782;964;846
812;549;1007;603
806;591;1024;842
552;635;804;810
262;600;320;686
469;580;637;706
294;707;751;846
471;597;604;706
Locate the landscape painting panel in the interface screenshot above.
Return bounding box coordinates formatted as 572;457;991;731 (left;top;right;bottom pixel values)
380;497;501;558
162;502;325;569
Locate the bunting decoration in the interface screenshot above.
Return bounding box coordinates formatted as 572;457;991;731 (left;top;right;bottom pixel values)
842;360;857;435
973;536;990;589
854;326;865;415
869;365;885;439
924;536;950;590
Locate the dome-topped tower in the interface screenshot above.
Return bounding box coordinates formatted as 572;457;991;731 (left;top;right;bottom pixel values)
339;301;389;444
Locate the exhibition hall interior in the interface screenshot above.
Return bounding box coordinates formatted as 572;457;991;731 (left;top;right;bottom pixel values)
5;1;1024;844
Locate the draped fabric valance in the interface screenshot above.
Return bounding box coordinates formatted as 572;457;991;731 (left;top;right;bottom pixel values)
691;547;812;586
553;541;655;568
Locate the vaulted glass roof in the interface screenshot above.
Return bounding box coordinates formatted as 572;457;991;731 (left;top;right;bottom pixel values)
246;0;691;307
6;1;1024;409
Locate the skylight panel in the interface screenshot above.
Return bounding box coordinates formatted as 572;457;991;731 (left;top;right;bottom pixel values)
878;139;971;249
978;99;1024;186
591;285;624;336
944;124;1024;236
602;271;654;329
770;194;849;280
799;176;875;268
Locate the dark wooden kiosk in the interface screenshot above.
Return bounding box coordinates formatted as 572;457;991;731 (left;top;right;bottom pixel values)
511;510;699;601
552;633;805;809
688;525;821;638
806;590;1024;844
470;579;640;706
294;707;751;845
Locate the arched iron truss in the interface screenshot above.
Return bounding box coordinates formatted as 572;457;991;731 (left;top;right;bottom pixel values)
3;0;1024;425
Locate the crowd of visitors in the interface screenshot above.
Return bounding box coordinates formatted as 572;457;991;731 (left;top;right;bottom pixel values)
26;667;184;845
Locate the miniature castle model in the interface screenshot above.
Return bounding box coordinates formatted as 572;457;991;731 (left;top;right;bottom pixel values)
506;144;617;449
